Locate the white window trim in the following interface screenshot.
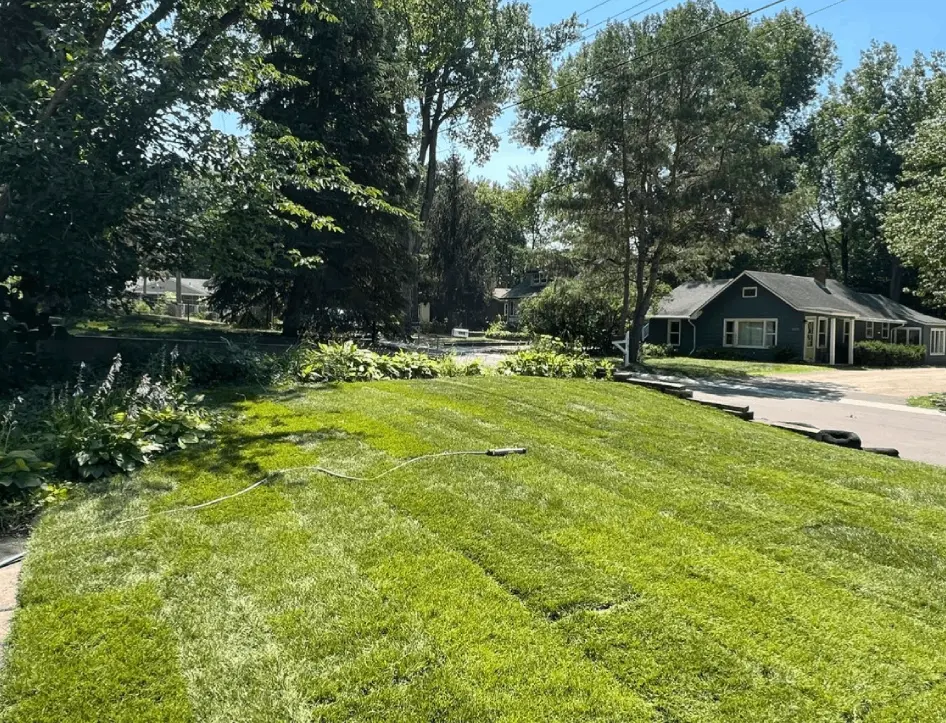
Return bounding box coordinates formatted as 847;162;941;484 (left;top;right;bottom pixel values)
722;318;778;349
842;319;851;343
894;326;922;346
742;286;758;298
668;319;682;348
865;321;874;339
931;328;946;357
881;322;890;339
817;318;828;349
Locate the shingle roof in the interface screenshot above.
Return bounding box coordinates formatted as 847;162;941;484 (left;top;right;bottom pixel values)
501;279;548;300
651;279;731;317
130;277;212;298
653;270;946;325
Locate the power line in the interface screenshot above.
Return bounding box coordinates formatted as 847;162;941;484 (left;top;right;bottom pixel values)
479;0;851;168
501;0;789;115
631;0;850;89
577;0;674;43
578;0;622;18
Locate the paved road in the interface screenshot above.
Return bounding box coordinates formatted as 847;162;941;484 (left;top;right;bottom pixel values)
666;375;946;467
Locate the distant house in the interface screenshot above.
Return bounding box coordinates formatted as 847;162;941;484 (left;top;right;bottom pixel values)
491;270;550;325
648;268;946;366
129;277;211;306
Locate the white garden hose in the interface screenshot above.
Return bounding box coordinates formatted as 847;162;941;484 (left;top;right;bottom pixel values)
0;447;528;569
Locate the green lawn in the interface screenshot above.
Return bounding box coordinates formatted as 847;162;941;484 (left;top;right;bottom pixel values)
70;314;279;341
5;377;946;720
645;356;819;379
908;392;946;411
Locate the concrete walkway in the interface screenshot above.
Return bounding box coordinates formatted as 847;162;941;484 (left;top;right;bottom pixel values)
0;537;25;663
679;374;946;467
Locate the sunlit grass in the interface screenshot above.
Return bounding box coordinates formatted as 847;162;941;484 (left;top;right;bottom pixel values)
645;356;818;379
4;377;946;721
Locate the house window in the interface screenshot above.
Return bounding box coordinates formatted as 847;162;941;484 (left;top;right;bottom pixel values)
817;318;828;348
842;320;851;345
668;320;682;347
881;322;890;339
931;329;946;356
866;321;874;339
532;271;549;285
742;286;758;298
723;319;777;349
894;327;922;346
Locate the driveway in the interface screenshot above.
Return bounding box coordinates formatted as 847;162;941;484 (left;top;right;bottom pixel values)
656;371;946;467
769;367;946;402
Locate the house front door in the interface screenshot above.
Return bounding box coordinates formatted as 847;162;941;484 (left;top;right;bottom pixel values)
804;318;817;363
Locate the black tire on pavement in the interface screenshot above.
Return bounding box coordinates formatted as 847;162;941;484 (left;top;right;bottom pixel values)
864;447;900;457
815;429;862;449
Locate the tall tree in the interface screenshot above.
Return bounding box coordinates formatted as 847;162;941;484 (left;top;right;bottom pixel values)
793;43;940;296
226;0;412;338
519;2;834;362
0;0;288;312
427;156;493;326
884;76;946;308
393;0;579;327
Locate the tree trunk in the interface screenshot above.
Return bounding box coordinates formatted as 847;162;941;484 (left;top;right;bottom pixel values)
840;225;850;284
419;128;439;224
889;255;903;302
281;273;308;338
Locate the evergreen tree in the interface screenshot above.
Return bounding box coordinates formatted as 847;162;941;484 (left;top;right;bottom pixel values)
427;156;492;327
237;0;412;338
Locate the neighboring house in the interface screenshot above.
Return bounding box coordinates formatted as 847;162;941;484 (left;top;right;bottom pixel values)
491;270;550;324
129;277;212;306
648;268;946;366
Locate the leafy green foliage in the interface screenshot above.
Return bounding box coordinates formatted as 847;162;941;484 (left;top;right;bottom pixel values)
0;398;52;490
853;341;926;367
884;76;946;306
498;337;598;378
297;343;483;383
485;318;530;341
46;354;215;480
518;4;836;362
641;343;674;360
519;278;623;353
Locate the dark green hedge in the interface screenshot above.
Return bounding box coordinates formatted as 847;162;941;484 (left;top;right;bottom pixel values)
853;341;926;367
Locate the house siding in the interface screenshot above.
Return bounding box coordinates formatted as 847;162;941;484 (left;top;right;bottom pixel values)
647;318;695;352
854;320;946;366
694;280;806;360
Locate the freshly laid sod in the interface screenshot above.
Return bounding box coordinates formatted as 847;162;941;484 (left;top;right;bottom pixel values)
70;313;279;342
908;392;946;411
5;377;946;721
645;356;817;378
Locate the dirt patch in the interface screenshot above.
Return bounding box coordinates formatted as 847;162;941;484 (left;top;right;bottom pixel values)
769;367;946;400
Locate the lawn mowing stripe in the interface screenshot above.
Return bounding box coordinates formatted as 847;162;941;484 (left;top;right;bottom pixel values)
330;380;946;713
0;585;194;722
8;377;946;721
402;378;946;614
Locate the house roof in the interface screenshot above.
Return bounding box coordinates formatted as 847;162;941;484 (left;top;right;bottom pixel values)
130;277;212;298
653;270;946;325
500;279;548;300
492;288;510;301
651;280;731;318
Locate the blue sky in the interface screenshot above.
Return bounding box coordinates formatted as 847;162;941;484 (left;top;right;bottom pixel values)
214;0;946;183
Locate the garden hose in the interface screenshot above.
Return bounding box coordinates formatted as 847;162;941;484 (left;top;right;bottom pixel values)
0;447;528;570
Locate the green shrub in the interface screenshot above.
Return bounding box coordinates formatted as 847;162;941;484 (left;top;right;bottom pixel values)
46;353;215;480
484;318;530;341
692;347;757;361
376;351;440;380
518;279;623;353
498;338;598;379
642;343;674;359
773;346;800;363
185;341;284;387
436;355;484;377
297;341;381;383
853;341;926;367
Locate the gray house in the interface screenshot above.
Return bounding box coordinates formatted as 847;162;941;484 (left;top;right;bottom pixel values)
648;269;946;366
